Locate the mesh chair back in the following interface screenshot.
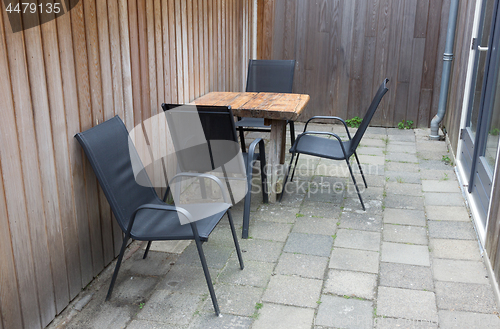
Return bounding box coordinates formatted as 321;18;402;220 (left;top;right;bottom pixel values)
246;59;296;93
75;116;158;233
349;79;389;154
162;104;243;173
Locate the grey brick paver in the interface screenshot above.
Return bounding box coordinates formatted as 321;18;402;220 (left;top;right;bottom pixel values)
377;286;438;322
262;275;323;308
252;304;315;329
381;242;430;266
315;295;373;329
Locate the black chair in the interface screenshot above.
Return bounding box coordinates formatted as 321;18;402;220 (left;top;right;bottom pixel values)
162;104;268;239
236;59;296;152
280;79;389;210
75;116;244;316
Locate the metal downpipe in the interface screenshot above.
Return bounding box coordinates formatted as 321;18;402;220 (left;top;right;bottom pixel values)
430;0;461;140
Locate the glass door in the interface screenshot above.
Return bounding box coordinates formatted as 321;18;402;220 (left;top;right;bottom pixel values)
460;0;500;234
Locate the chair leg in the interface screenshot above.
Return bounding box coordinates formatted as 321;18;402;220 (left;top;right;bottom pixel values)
143;241;152;259
289;121;295;145
227;210;244;269
106;234;130;301
345;158;365;211
258;141;268;204
191;224;220;316
353;151;367;188
238;126;246;153
242;175;252;239
290;153;300;182
279;153;296;202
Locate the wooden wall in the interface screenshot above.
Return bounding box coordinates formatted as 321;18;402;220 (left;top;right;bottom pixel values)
259;0;451;128
0;1;253;328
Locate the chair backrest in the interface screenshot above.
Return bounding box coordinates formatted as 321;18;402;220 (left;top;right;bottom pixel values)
75;116;159;233
349;79;389;154
161;104;242;173
246;59;296;93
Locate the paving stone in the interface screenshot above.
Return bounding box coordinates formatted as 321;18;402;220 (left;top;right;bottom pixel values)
284;233;333;257
122;251;177;276
426;205;470;221
429;239;481;261
262;275;323;308
299;202;342;220
339;211;382;232
145;240;191;254
386;161;420;173
248;221;292;242
383;208;426;226
424;192;465;207
292;217;338;235
343;198;383;214
359;138;386;148
357;146;385;156
329;248;379;274
252;303;315;329
238;239;284;263
385;171;422;184
175;242;234;269
438;310;500;328
388;135;416;143
384;194;424;210
254;204;299;223
315;295;373;329
388;128;415;136
422;179;461;193
374;318;437;328
419;159;453;171
202;284;263;316
218;259;274;287
356;163;385;176
379;262;434;291
324;269;377;299
366;127;388;135
385;182;423;196
427;221;476;240
112;276;158;304
383;224;428;245
421;169;457;181
416;140;448;153
381;242;430;266
349;186;384;201
158;264;219;294
188;313;252;329
386;153;419;163
275;252;328;279
387;143;417;153
315;162;350;177
137;291;201;325
334;229;381;251
358;155;386;166
377;286;438;322
433;259;489;284
126;320;181;329
435;281;499;313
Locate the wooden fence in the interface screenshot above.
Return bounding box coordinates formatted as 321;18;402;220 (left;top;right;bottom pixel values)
0;1;253;328
259;0;451;128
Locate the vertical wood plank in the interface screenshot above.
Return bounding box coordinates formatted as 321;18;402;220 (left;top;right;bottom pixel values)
128;0;143;125
1;10;42;329
83;0;105;276
0;13;27;329
414;0;430;38
70;0;95;286
118;0;134;130
407;38;426;124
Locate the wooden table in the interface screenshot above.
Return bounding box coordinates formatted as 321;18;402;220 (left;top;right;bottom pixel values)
193;91;310;202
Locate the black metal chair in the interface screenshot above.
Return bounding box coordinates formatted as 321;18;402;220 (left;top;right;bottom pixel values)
236;59;296;152
162;104;268;239
280;79;389;210
75;116;244;316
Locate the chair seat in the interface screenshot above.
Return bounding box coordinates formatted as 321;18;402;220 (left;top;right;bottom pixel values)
235;117;269;128
130;199;231;241
292;135;352;160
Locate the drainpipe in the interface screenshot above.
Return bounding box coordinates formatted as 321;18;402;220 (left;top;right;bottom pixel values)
430;0;460;140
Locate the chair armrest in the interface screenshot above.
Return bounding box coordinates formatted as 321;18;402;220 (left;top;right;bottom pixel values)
304;116;352;140
169;172;231;204
127;203;194;233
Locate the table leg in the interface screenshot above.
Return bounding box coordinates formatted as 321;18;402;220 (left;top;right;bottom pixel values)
267;120;286;202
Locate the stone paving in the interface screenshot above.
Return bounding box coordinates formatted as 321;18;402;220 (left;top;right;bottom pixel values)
48;126;500;329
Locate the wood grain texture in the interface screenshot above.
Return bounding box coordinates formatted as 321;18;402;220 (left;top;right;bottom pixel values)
263;0;447;127
0;1;252;327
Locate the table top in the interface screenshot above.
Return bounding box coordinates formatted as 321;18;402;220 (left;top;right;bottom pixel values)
192;92;310;121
